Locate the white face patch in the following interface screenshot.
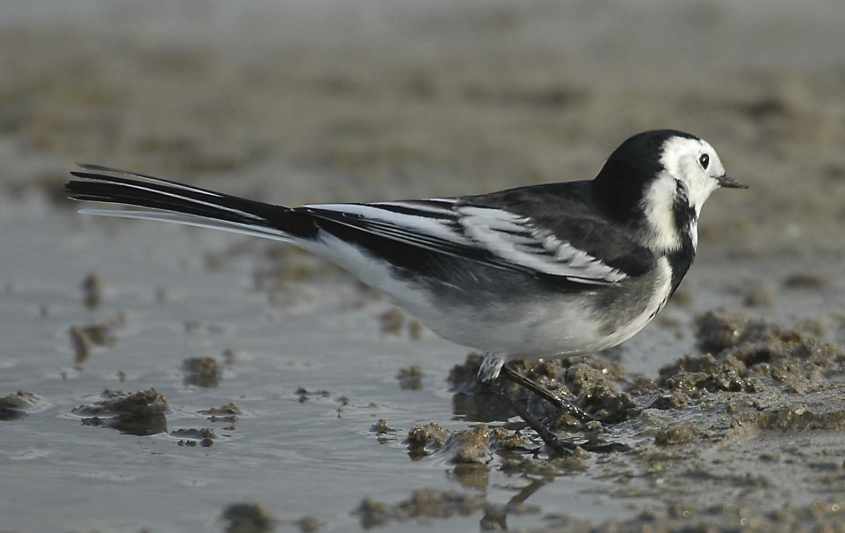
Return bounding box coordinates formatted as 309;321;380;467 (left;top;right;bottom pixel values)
659;136;725;216
641;135;727;252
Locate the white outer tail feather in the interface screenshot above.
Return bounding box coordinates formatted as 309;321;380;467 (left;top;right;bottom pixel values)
78;208;294;243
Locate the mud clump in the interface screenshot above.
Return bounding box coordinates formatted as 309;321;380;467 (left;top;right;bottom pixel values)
662;311;843;396
443;425;493;464
646;313;845;459
562;361;636;424
182;356;221;387
649;390;690;410
371;419;396;435
354;489;485;529
447;353;485;389
295;516;321;533
222;503;276;533
748;407;845;432
355;499;390;529
200;402;241;416
782;273;828;290
172;427;216;446
658;353;755;394
295;387;331;403
654;423;703;446
73;388;168;435
406;422;531;472
488;426;531;452
406;422;449;458
396;366;423;390
202;402;240;415
200;402;240;424
0;391;40;420
695;310;751;353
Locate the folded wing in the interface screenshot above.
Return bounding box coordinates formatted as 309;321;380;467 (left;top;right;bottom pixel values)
302;199;631;285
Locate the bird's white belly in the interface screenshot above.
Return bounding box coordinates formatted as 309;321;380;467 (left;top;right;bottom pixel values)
311;232;673;358
417;295;607;356
419;257;674;357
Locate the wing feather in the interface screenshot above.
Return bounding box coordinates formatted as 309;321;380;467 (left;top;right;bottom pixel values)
303;201;628;285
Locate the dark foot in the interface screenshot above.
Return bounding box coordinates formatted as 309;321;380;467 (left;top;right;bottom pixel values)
497;384;578;456
499;364;595;423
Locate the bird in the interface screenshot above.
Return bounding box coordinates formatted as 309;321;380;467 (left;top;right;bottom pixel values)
66;129;746;443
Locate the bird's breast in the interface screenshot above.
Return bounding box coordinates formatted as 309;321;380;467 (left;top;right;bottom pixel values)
588;256;674;351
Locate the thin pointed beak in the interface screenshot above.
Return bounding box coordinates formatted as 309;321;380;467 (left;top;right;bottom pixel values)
716;175;748;189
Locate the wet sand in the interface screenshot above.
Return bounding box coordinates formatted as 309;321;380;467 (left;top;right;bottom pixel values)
1;1;845;531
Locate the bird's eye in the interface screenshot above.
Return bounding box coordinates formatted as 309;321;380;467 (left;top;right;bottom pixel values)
699;153;710;169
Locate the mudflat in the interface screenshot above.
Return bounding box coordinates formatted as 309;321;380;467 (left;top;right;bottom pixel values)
1;2;844;531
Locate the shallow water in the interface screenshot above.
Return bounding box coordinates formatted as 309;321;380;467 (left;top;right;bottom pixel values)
1;195;843;532
2;1;845;530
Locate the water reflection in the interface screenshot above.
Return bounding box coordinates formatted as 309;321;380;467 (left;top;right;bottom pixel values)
480;478;547;531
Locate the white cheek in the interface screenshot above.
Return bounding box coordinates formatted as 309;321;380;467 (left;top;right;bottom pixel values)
687;176;718;216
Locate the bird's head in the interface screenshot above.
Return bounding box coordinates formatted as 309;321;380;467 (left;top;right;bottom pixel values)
593;129;747;253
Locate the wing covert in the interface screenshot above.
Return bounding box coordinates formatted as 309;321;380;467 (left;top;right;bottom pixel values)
455;206;627;283
301;198;634;285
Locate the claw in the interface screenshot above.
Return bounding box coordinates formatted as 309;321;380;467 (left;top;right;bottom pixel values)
477;353;506;383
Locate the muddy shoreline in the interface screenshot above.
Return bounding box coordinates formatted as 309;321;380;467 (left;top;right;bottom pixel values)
2;2;845;531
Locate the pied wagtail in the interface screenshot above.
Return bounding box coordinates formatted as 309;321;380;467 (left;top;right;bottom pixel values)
66;129;746;435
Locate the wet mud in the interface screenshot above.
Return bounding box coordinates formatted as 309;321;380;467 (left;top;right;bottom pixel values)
182;356;222;387
0;391;41;421
222;503;276;533
73;389;169;435
2;1;845;531
394;312;845;530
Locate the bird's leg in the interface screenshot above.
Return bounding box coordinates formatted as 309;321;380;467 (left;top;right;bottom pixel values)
476;355;630;454
498;364;595;423
476;353;594;423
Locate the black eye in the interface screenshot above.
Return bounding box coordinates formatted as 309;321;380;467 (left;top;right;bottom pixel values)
699;153;710;169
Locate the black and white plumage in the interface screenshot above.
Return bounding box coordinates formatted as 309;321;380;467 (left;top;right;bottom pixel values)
66;130;746;383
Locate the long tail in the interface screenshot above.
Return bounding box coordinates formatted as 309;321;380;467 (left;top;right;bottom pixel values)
66;164;316;241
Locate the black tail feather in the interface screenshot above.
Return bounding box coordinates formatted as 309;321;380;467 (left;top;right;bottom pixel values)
66;166;316;238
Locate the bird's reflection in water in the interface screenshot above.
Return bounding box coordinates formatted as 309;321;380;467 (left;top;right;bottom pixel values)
480;477;548;531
